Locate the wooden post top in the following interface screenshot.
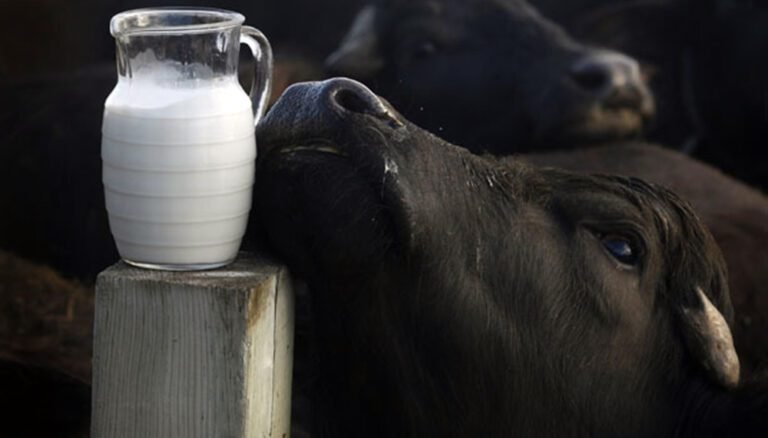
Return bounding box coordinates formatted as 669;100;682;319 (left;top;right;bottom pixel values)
91;250;294;438
97;252;287;289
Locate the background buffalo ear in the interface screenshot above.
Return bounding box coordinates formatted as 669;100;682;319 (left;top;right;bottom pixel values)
678;287;740;389
324;5;385;80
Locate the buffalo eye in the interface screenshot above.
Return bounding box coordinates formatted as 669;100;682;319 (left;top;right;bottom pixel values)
410;41;438;60
600;234;641;267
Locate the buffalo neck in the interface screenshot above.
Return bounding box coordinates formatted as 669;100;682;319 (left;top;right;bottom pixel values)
675;378;768;437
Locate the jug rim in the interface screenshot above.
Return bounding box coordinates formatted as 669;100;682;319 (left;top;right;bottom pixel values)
110;7;245;37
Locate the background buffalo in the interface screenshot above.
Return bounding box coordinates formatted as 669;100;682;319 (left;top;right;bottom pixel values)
327;0;768;188
326;0;655;153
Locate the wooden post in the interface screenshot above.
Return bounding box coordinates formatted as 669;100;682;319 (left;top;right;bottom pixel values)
91;252;294;438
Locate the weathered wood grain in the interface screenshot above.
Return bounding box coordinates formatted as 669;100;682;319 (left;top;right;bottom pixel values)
92;253;294;438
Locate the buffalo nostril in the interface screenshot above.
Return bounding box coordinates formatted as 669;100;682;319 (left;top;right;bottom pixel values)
570;53;641;96
334;87;374;114
569;52;651;113
325;77;404;127
570;62;613;95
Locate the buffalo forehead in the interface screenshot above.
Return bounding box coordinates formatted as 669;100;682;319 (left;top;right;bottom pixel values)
385;0;512;24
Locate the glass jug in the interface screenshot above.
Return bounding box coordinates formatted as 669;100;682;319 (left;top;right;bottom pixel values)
102;8;272;270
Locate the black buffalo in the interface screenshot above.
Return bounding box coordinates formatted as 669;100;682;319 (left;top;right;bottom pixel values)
564;0;768;189
525;143;768;375
254;78;763;437
325;0;655;154
327;0;768;189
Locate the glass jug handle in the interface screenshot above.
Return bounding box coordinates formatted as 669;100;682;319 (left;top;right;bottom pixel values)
240;26;273;127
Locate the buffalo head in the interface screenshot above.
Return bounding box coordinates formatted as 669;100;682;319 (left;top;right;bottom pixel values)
254;78;737;437
325;0;655;153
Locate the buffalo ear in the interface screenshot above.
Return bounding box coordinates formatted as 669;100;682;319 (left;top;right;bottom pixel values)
324;5;385;80
678;287;740;389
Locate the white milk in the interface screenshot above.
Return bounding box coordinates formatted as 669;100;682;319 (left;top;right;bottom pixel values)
102;74;256;268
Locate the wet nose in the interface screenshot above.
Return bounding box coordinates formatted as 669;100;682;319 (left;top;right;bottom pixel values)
258;78;404;154
321;77;402;125
570;52;653;114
